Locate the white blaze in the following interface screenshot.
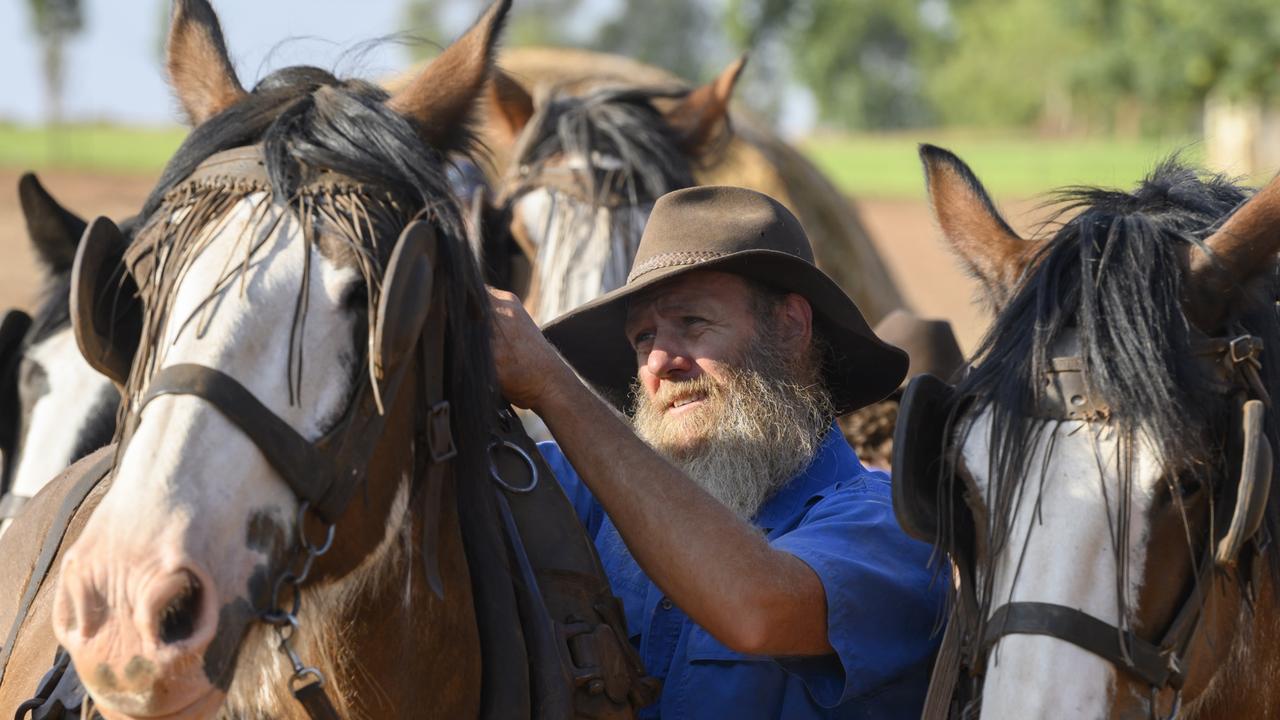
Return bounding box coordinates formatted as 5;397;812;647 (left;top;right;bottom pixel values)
3;328;117;535
516;187;652;323
963;408;1163;719
89;193;362;602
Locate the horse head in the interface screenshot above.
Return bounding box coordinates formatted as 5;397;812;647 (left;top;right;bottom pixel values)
1;175;118;529
481;56;746;322
908;145;1280;719
51;1;504;717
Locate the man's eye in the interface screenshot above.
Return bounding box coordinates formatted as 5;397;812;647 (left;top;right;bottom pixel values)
682;316;706;327
632;331;655;348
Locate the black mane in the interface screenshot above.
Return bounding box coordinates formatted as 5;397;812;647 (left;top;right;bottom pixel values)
27;269;72;348
953;158;1280;604
132;64;496;484
508;85;698;204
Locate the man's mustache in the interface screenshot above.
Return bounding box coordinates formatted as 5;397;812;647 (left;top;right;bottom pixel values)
649;376;723;411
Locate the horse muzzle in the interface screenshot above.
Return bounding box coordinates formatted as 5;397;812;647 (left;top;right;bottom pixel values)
53;551;229;719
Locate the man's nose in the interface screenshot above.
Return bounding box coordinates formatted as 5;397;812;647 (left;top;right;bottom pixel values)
645;339;694;380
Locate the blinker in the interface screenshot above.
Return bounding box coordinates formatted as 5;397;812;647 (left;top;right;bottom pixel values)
1216;398;1273;567
70;217;141;386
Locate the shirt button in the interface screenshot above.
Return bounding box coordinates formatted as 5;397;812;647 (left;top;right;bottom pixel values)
660;598;673;610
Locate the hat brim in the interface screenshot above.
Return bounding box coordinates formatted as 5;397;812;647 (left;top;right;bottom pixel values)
541;249;908;415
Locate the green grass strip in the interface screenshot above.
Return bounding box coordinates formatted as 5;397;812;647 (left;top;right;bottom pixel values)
800;131;1205;199
0;124;188;174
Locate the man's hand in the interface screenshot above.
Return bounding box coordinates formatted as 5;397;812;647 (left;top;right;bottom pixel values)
487;287;573;411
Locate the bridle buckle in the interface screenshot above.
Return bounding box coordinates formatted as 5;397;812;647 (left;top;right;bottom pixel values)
1229;335;1262;367
428;401;457;463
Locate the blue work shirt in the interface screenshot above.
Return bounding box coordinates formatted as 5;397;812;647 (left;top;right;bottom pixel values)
538;425;945;719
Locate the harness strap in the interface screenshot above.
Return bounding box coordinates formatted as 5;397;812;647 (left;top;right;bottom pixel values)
0;450;113;686
291;679;341;720
417;290;453;599
921;601;964;720
138;364;345;520
982;602;1180;689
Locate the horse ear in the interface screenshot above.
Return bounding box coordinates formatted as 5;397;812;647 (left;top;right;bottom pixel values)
486;69;535;143
166;0;246;125
19;173;86;273
920;144;1030;309
389;0;511;153
665;54;748;156
1185;174;1280;330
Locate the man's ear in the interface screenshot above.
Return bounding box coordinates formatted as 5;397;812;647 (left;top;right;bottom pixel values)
776;293;814;352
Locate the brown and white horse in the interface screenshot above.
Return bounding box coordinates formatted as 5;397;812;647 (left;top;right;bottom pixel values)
911;145;1280;719
389;48;904;327
0;1;511;717
477;57;746;323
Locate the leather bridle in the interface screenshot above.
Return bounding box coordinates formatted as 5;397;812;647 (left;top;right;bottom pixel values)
918;332;1273;720
105;147;458;717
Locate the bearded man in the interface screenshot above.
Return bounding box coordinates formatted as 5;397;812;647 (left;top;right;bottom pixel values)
489;186;943;719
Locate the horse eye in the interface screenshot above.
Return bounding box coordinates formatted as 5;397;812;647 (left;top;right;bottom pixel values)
341;284;368;311
1175;474;1205;499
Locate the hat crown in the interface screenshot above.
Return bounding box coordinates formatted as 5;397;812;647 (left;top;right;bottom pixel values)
627;186;813;284
873;309;965;382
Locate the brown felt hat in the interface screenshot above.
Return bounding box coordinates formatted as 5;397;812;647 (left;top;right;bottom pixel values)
541;186;908;414
874;309;965;385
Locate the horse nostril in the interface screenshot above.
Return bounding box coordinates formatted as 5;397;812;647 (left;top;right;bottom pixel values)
157;571;203;645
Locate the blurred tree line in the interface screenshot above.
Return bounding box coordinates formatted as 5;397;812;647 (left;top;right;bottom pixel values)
27;0;84;124
406;0;1280;135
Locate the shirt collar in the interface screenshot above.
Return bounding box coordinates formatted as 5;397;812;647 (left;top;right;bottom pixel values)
753;423;865;531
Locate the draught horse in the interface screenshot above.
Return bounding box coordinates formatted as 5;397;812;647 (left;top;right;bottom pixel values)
0;1;652;718
895;147;1280;718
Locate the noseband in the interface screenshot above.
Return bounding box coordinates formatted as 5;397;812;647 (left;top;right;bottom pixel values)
904;332;1273;719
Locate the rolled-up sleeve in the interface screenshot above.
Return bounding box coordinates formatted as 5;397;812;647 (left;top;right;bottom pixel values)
771;478;945;707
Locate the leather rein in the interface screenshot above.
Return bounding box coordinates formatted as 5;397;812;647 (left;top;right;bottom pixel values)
931;332;1273;720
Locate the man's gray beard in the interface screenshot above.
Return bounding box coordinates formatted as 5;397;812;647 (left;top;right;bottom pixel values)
629;342;835;520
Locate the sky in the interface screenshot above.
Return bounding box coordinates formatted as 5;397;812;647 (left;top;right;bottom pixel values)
1;0;813;134
1;0;426;125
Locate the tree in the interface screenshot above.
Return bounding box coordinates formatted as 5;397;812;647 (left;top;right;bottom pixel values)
924;0;1093;130
592;0;722;83
27;0;84;124
727;0;940;130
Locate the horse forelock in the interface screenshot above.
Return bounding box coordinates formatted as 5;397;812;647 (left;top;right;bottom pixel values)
118;63;496;487
510;85;696;204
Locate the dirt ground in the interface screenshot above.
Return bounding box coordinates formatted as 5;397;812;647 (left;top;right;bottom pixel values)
0;169;1042;354
0;169;155;316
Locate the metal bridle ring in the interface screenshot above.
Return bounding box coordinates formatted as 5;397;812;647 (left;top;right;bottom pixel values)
296;502;336;556
289;666;326;691
488;440;539;494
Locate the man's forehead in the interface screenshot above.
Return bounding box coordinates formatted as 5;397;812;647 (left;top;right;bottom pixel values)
625;271;751;318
